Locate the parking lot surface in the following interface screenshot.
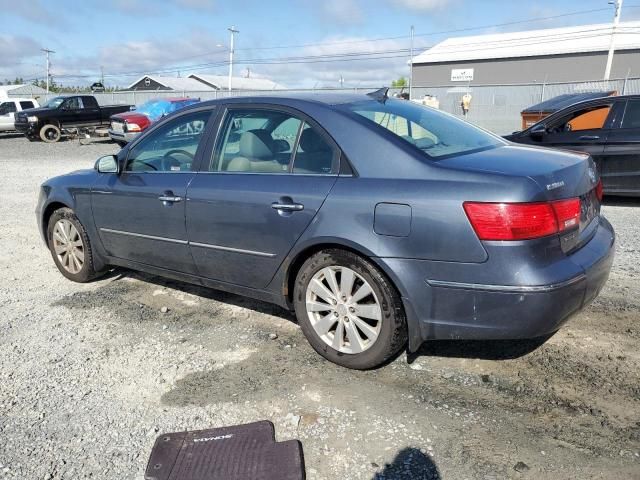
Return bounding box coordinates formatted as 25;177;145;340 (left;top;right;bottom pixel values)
0;134;638;479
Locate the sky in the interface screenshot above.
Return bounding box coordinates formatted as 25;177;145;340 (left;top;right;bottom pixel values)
1;0;639;89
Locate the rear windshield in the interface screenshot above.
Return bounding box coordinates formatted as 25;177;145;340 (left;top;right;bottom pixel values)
344;99;503;159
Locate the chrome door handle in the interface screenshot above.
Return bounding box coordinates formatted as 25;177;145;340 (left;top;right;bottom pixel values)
579;135;600;141
271;202;304;211
158;195;182;203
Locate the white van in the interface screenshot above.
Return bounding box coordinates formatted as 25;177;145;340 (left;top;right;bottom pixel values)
0;98;40;132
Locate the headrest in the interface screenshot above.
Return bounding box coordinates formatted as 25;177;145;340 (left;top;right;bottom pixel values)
299;128;330;153
239;130;274;159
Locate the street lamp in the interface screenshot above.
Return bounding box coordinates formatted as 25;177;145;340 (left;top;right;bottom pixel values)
228;26;239;92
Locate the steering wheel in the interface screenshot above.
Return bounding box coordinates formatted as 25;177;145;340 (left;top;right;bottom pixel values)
162;149;194;171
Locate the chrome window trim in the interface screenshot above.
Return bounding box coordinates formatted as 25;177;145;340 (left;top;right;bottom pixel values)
190;242;276;258
100;228;188;245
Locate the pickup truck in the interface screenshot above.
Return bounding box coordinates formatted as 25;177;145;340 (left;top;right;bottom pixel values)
14;95;132;143
0;98;40;132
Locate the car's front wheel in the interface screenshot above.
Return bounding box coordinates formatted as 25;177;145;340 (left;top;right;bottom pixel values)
293;249;407;369
47;208;99;282
40;124;61;143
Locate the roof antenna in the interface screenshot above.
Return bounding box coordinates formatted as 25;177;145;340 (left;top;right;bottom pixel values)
367;87;389;103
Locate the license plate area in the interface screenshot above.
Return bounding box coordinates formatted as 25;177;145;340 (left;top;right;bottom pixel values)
559;187;600;254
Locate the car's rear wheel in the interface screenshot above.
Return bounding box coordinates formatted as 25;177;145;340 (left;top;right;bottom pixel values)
47;208;99;282
293;249;407;369
40;124;61;143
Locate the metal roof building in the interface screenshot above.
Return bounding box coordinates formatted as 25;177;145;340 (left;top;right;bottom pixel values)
126;76;216;91
188;74;285;90
0;84;48;99
411;21;640;86
126;74;285;92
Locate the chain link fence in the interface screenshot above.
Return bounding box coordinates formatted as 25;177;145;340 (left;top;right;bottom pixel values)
15;77;640;135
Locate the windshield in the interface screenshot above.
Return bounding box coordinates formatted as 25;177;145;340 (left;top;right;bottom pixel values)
344;99;504;159
44;97;66;108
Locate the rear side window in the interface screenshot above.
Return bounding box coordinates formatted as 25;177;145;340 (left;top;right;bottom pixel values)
292;123;337;174
20;101;35;109
211;109;302;173
621;100;640;129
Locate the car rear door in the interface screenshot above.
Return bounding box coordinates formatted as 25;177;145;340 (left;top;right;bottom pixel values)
601;98;640;195
538;100;616;166
92;108;215;274
0;101;17;131
185;105;340;289
80;96;102;125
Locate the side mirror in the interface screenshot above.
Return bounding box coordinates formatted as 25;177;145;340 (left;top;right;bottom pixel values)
95;155;118;173
530;123;546;141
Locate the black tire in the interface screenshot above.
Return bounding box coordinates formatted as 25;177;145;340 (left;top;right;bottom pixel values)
26;134;39;142
293;249;407;369
47;208;99;282
40;123;61;143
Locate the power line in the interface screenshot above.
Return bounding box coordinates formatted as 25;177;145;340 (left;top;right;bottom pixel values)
53;6;619;79
49;26;639;80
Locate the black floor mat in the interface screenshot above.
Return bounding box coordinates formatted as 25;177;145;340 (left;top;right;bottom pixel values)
144;421;305;480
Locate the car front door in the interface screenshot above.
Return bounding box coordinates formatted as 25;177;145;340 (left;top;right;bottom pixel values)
186;106;340;289
602;99;640;194
536;101;617;166
92;108;214;274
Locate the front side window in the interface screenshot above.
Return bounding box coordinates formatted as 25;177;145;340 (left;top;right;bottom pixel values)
63;97;82;110
125;110;211;173
344;99;503;159
621;100;640;129
549;104;612;133
211;109;302;173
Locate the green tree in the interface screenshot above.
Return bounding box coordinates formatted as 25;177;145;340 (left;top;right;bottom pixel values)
391;77;407;88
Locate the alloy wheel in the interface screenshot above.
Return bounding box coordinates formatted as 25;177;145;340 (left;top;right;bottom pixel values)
305;266;382;354
52;219;85;274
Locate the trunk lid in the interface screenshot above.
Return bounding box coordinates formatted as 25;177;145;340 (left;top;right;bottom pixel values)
439;144;601;252
437;144;598;199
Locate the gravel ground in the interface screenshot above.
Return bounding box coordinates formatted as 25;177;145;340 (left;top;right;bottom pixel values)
0;133;638;480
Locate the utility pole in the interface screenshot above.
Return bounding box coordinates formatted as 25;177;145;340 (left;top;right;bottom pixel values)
100;65;104;85
41;48;55;94
604;0;623;81
409;25;415;100
228;25;239;92
339;75;344;88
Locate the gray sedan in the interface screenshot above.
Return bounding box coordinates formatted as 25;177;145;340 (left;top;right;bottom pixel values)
36;90;615;369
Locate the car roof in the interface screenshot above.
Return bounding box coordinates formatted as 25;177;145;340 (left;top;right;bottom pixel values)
192;92;374;110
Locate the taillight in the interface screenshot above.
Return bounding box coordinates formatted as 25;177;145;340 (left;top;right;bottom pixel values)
463;199;581;241
595;179;604;202
126;122;141;132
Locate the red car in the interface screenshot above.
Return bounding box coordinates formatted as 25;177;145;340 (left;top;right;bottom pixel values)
108;97;200;146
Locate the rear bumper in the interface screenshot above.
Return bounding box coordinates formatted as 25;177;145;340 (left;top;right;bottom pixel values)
377;217;615;351
108;129;139;143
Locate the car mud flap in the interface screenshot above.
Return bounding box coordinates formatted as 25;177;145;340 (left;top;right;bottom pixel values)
401;296;424;353
144;420;305;480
